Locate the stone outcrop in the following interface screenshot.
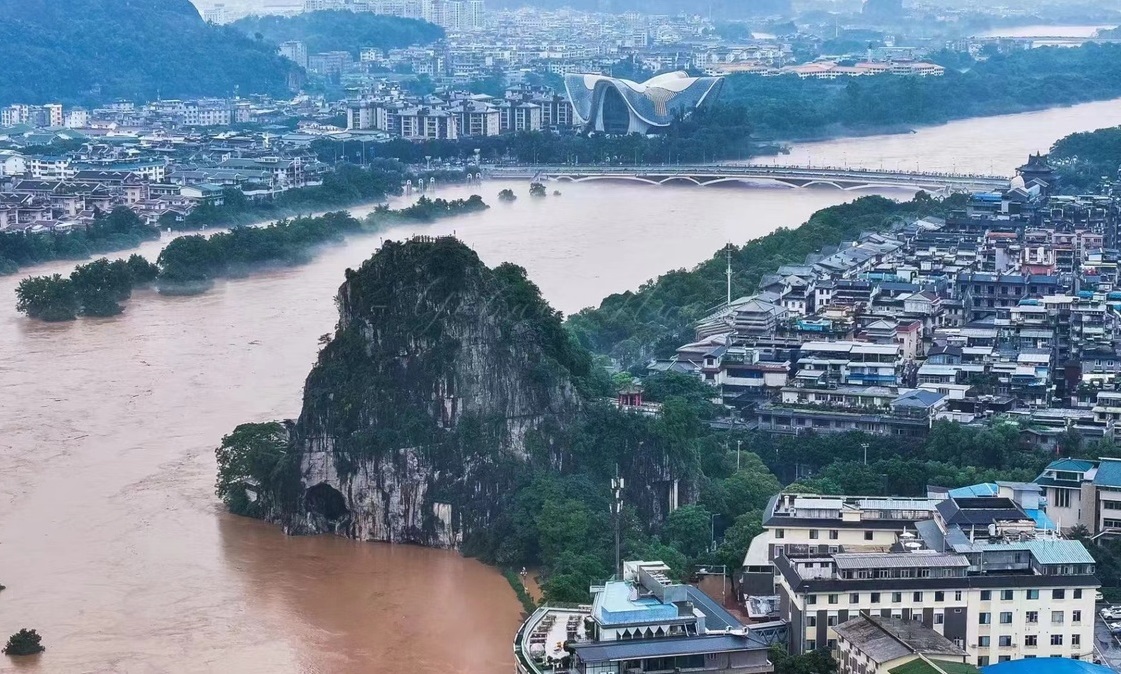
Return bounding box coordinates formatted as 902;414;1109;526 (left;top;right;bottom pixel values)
274;236;583;548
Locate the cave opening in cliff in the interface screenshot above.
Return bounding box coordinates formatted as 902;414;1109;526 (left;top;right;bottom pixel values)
305;483;349;521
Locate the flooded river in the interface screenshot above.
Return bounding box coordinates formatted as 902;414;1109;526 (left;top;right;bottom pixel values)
1;98;1120;673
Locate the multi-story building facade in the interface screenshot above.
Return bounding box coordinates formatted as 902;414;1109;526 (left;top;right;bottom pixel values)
769;492;1098;666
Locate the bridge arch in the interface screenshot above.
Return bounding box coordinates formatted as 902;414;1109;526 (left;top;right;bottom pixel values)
658;176;703;186
699;177;797;189
571;175;662;186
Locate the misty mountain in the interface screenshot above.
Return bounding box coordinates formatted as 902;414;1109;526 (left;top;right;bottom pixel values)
0;0;299;105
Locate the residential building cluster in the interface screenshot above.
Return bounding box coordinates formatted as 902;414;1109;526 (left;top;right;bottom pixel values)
742;485;1099;668
344;82;574;139
651;154;1121;450
0;116;331;233
302;0;484;31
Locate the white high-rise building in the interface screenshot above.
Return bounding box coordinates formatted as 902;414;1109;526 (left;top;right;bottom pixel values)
202;4;228;23
279;40;309;69
44;104;64;128
441;0;463;31
467;0;484;29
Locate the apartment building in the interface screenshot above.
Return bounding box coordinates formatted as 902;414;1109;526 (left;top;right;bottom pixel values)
770;493;1097;666
1035;456;1121;536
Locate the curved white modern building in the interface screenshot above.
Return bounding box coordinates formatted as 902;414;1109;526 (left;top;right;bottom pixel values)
563;71;724;135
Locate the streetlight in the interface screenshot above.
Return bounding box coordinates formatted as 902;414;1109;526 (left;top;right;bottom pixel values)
612;469;625;580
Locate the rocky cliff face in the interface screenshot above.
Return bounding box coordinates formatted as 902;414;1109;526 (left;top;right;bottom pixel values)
277;237;584;548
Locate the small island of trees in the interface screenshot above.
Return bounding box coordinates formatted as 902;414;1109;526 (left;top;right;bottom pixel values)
498;189;517;202
3;629;44;656
14;196;490;320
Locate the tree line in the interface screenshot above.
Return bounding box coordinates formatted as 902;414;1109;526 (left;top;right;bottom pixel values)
0;207;160;276
15;196;488;319
720;43;1121;140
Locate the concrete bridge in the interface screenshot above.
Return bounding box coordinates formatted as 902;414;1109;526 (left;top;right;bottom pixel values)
487;164;1010;193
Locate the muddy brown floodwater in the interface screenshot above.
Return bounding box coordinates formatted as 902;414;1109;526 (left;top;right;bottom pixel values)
2;98;1120;673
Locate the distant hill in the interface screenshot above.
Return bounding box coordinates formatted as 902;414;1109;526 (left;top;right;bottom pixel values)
484;0;791;17
0;0;300;105
231;11;445;58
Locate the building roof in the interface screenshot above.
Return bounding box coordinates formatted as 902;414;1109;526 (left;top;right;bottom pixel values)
971;539;1096;566
891;660;979;674
833;614;967;665
935;497;1030;526
980;659;1113;674
1093;458;1121;488
833;553;969;570
572;634;764;663
1044;458;1095;473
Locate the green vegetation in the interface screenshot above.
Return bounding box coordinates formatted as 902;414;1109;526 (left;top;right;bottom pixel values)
231;11;443;58
215;422;299;519
15;254;158;321
503;570;539;615
529;182;548;198
0;207;160;276
0;0;297;105
1050;125;1121;193
770;645;838;674
15;197;486;317
158;197;486;293
3;629;44;656
721;44;1121;139
568;193;963;368
498;189;517;202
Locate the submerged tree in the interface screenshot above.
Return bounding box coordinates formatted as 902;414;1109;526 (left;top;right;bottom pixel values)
3;629;44;656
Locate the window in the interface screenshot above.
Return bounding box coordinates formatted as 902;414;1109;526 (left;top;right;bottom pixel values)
1000;612;1013;624
1052;611;1064;625
806;595;817;606
1073;610;1082;624
1025;635;1037;647
1051;635;1064;646
806;640;816;651
850;593;859;604
1073;634;1081;647
775;529;785;539
934;613;944;625
913;592;923;602
828;594;838;605
871;593;880;604
935;591;944;602
1027;590;1039;600
892;593;902;604
864;531;874;541
829;530;838;540
978;657;990;667
1001;590;1014;601
1074;589;1083;599
1053;589;1066;600
999;656;1011;663
827;615;838;627
999;636;1012;647
981;590;992;601
806;616;817;627
979;613;991;625
979;636;991;647
1026;611;1039;624
809;530;819;540
955;591;963;601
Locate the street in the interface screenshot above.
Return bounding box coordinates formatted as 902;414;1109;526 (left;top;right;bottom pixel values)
1095;608;1121;671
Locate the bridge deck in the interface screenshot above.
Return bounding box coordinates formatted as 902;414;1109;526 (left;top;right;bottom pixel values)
487;164;1009;191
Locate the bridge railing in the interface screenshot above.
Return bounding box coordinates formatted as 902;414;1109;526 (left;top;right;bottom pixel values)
487;164;1008;182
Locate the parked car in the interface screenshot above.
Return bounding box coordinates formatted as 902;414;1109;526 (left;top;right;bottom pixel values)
1097;591;1106;602
1110;621;1121;636
1100;607;1121;620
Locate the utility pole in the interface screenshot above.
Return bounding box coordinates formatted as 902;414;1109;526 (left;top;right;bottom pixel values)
737;439;742;471
862;442;870;466
612;466;625;580
726;246;732;306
